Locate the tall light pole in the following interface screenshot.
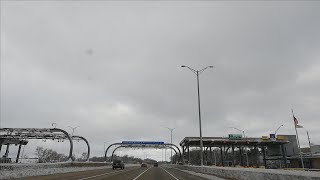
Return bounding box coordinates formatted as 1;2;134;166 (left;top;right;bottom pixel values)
67;126;80;136
229;127;248;166
52;122;58;128
274;124;284;136
164;127;175;164
181;65;213;166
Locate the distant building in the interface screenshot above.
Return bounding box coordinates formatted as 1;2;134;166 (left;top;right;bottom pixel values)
311;145;320;154
266;135;298;156
279;135;299;156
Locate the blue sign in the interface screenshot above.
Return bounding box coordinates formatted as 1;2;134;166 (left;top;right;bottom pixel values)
270;134;276;141
122;141;164;145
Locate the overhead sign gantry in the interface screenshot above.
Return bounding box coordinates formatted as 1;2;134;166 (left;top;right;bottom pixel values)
0;128;90;163
105;141;182;163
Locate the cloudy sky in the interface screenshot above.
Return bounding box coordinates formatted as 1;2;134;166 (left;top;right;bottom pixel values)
1;1;320;161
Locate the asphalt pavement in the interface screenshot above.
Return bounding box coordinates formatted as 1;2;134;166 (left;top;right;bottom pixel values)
15;165;225;180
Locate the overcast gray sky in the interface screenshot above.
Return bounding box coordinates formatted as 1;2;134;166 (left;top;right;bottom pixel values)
1;1;320;161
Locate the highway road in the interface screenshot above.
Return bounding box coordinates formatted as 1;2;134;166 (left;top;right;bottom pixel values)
16;165;225;180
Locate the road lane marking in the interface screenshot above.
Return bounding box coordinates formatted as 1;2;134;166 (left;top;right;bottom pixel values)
160;167;179;180
132;167;152;180
77;170;121;180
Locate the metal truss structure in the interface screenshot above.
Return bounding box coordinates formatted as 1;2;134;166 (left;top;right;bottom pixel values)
105;142;182;163
0;128;90;163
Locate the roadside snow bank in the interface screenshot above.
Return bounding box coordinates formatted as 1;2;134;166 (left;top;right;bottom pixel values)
0;162;138;179
0;162;110;170
166;165;320;180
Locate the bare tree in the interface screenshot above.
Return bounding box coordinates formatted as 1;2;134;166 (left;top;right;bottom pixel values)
35;146;68;163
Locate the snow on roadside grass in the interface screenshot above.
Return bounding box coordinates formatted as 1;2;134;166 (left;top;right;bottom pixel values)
0;165;107;179
0;163;139;179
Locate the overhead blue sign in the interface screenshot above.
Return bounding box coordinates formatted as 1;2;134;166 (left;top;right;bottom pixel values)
122;141;164;145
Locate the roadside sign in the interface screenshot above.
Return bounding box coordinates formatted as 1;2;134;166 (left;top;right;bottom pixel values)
261;136;269;141
121;141;164;145
270;134;276;141
228;134;242;140
276;135;285;141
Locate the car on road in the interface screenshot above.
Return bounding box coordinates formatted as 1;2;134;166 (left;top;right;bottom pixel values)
154;162;158;167
141;163;147;167
112;159;125;170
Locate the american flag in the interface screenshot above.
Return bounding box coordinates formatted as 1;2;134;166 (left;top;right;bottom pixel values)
293;115;303;128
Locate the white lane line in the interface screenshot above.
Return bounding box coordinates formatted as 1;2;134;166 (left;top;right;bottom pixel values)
160;167;179;180
132;167;152;180
77;170;121;180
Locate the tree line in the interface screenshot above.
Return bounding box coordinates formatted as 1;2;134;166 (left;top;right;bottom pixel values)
34;146;156;164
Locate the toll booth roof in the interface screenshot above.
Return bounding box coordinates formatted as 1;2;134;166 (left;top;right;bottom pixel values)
180;137;288;147
0;138;29;145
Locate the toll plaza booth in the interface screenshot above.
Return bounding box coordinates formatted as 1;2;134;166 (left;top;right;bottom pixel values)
0;138;28;163
180;135;289;168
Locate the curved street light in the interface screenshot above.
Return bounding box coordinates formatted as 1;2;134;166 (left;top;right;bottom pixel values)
229;127;245;137
181;65;213;166
228;127;248;166
274;124;284;136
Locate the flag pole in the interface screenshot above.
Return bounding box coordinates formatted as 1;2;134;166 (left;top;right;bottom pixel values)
307;130;312;157
292;109;305;170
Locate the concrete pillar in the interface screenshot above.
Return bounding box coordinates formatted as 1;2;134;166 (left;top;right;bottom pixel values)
281;144;287;168
220;147;224;167
205;147;209;165
254;146;260;167
232;145;235;167
187;146;190;164
5;144;10;157
182;146;185;164
16;143;22;163
239;146;243;166
210;146;212;165
262;146;267;168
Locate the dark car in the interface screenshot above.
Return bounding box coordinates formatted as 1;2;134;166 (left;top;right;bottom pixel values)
112;160;125;170
154;162;158;167
141;163;147;167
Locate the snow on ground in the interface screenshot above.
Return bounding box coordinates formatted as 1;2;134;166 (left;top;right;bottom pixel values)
0;166;108;179
168;165;320;180
170;167;226;180
0;163;138;179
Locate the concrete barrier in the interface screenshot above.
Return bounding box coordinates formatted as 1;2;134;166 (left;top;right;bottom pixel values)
166;165;320;180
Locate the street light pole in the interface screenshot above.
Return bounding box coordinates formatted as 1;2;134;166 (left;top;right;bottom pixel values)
182;65;213;166
165;127;175;164
229;127;248;166
67;126;80;136
274;124;284;136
